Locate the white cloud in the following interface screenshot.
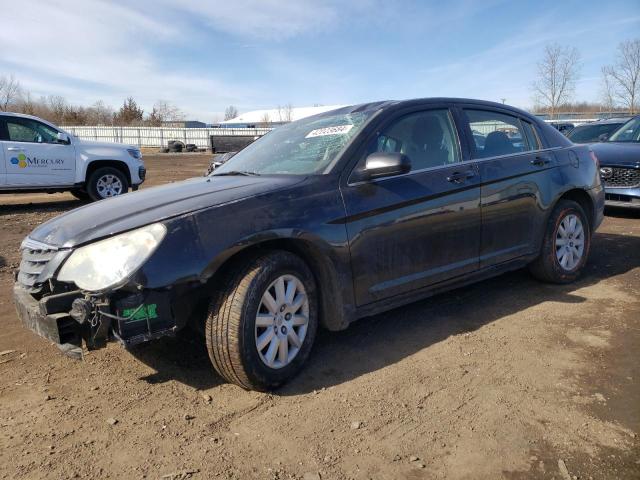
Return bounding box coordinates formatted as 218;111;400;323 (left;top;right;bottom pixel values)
0;0;381;119
0;0;265;120
1;0;638;119
158;0;345;40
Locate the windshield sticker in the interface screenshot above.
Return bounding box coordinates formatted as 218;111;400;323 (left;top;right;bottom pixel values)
305;124;353;138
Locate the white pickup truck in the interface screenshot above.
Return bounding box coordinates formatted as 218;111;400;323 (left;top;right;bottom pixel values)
0;112;145;201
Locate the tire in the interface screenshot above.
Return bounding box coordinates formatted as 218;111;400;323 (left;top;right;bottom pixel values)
70;189;90;201
528;200;591;284
206;251;318;391
168;141;184;153
86;167;129;201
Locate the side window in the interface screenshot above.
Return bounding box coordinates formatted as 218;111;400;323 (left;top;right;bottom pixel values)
368;109;460;171
465;109;531;159
522;121;541;150
6;119;59;144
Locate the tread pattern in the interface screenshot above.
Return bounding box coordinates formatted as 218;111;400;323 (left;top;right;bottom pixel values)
87;167;129;202
529;200;591;284
205;251;317;391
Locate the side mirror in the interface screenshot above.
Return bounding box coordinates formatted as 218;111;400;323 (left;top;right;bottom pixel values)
598;133;609;142
363;152;411;180
57;132;70;144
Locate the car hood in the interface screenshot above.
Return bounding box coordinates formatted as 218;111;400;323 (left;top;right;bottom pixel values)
590;142;640;167
28;175;304;248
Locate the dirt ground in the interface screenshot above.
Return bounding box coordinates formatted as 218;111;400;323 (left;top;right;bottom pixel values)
0;153;638;480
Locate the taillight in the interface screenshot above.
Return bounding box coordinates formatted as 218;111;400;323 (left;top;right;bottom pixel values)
589;150;600;169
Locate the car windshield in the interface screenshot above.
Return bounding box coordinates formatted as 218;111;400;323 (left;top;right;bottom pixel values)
212;110;373;175
567;123;622;143
608;117;640;143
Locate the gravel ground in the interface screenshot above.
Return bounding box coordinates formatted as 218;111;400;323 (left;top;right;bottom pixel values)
0;153;638;480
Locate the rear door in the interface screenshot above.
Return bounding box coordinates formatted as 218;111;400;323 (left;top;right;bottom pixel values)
340;106;481;306
1;116;76;186
459;106;558;267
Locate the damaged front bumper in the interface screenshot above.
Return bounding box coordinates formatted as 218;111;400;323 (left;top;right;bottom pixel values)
13;282;179;358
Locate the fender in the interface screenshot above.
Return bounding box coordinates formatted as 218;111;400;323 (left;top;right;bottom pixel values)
199;228;353;331
80;159;132;185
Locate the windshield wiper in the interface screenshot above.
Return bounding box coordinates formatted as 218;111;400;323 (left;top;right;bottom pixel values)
213;170;261;176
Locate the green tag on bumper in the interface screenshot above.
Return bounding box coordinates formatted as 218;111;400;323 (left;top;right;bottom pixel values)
122;304;158;322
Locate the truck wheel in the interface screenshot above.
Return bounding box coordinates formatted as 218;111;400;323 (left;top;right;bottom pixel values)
206;251;318;391
87;167;129;201
528;200;591;284
70;189;90;201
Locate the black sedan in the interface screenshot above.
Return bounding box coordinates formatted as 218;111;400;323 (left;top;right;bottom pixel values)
590;115;640;208
14;98;604;390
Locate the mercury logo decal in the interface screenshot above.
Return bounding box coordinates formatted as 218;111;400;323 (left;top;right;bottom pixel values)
10;153;28;168
9;153;65;169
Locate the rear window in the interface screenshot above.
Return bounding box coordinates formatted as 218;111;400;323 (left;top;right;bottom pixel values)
465;109;531;159
522;121;541;150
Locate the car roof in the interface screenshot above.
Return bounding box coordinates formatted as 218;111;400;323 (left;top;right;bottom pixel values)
0;111;43;121
313;97;541;122
592;117;630;124
0;111;64;131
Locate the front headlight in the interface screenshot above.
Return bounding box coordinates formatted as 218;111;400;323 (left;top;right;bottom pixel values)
57;223;166;291
127;148;142;160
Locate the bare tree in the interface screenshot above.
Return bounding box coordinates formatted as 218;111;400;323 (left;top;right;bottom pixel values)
147;100;184;126
532;44;581;119
46;95;67;124
0;74;21;111
282;103;293;122
16;91;36;115
260;112;271;125
600;67;617;112
86;101;114;125
224;105;238;121
153;100;184;122
602;39;640;114
276;103;294;122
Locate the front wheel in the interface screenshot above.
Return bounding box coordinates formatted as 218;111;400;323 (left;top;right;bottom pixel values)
206;251;318;391
529;199;591;283
87;167;129;201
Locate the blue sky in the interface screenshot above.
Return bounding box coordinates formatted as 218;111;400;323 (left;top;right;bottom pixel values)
1;0;639;121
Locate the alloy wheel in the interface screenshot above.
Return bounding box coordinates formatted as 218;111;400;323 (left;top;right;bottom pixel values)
96;174;123;198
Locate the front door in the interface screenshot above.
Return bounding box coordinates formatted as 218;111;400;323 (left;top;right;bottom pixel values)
341;107;481;306
460;107;558;266
0;116;76;186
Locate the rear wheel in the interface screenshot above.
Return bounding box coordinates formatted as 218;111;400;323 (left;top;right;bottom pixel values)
87;167;129;201
206;251;318;391
529;200;591;283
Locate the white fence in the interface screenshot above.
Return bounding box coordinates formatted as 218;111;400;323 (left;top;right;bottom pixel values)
62;118;604;149
61;126;272;148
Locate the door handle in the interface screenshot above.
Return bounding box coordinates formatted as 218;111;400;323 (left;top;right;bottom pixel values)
7;147;25;152
531;154;552;167
446;170;475;183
